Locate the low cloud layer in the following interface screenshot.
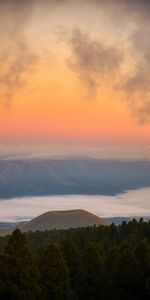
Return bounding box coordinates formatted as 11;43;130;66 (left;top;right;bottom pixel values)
0;188;150;222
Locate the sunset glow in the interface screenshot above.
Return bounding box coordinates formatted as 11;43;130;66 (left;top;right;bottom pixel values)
0;0;150;153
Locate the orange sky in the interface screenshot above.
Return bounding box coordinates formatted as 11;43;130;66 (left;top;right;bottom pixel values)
0;62;150;144
0;0;150;149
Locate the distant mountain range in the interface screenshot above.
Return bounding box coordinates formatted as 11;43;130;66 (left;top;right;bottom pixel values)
0;159;150;199
106;216;150;225
0;210;110;236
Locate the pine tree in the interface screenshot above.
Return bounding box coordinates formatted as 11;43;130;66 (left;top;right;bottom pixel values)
76;243;112;300
1;229;40;300
40;243;71;300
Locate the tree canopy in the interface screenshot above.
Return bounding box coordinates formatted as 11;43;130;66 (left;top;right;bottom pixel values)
0;219;150;299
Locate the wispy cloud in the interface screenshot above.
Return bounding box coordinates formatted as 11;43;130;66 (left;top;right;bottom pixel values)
1;0;150;122
67;28;122;98
65;0;150;123
120;27;150;123
0;0;38;108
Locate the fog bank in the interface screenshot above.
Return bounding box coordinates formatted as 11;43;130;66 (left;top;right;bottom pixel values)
0;187;150;222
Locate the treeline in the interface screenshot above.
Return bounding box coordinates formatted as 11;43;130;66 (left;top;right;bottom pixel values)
0;219;150;299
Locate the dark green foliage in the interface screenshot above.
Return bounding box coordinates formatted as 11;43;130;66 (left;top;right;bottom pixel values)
76;243;112;300
60;239;80;278
112;247;143;299
60;239;80;299
40;244;71;300
0;229;41;300
135;240;150;276
0;220;150;299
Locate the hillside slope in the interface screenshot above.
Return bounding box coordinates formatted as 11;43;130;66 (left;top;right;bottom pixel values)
20;210;110;232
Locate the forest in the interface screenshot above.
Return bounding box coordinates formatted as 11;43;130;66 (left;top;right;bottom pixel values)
0;219;150;299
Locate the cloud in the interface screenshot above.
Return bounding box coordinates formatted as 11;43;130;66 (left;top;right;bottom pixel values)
67;29;122;98
0;0;66;108
0;43;38;108
64;1;150;122
0;188;150;222
0;0;38;108
120;27;150;123
99;0;150;123
0;0;150;123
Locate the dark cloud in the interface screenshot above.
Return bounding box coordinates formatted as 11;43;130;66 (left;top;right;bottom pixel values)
100;0;150;123
0;0;150;122
0;0;66;107
0;0;38;107
67;29;122;97
0;47;37;109
116;8;150;123
65;0;150;123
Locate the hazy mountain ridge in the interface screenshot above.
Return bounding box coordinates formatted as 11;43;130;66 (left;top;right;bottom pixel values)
0;159;150;199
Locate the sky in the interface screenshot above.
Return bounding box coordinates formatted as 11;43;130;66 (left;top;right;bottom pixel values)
0;0;150;157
